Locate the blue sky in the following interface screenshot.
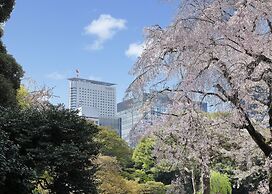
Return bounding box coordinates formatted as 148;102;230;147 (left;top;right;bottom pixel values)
3;0;179;106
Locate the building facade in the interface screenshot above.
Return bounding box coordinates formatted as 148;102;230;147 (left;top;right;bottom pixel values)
77;106;99;125
117;98;143;143
117;94;170;144
68;78;116;118
117;95;208;145
68;78;121;135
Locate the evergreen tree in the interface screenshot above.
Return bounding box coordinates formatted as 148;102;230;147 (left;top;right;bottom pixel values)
0;105;99;194
0;0;23;107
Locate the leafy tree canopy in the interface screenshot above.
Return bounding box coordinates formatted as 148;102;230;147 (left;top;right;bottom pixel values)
140;181;167;194
0;0;15;24
0;105;99;194
131;137;177;185
16;85;30;108
0;0;23;107
210;171;232;194
132;138;155;171
95;155;141;194
96;127;133;167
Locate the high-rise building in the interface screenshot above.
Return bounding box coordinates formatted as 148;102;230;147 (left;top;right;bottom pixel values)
117;94;169;144
117;98;143;143
68;78;116;118
68;77;121;135
117;94;207;145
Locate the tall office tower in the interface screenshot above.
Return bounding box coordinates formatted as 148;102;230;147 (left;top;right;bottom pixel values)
68;78;116;118
117;94;208;145
117;98;143;143
117;94;169;145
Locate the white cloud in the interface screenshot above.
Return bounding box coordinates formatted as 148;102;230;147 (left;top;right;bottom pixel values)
125;42;145;58
85;14;126;50
46;72;65;80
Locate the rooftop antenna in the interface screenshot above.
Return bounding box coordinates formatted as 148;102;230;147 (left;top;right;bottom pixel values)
76;69;80;78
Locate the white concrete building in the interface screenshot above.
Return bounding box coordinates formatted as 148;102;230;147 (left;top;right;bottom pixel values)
68;77;121;136
68;78;116;118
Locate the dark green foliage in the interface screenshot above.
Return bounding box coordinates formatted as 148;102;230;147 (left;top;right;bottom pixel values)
96;127;133;167
0;105;99;194
0;52;23;90
0;0;15;48
0;45;24;107
0;0;24;107
132;169;155;183
0;0;15;24
0;130;34;194
154;169;178;185
0;74;17;106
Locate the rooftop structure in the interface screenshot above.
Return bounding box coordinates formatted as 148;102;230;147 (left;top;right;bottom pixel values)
68;78;116;87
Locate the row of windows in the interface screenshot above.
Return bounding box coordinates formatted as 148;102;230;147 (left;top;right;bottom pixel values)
79;98;114;102
78;102;115;110
78;91;114;94
74;90;114;95
78;89;114;94
78;87;114;91
79;101;114;104
78;102;114;106
79;97;114;101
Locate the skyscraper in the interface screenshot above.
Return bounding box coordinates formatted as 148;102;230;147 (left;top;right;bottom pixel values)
68;77;116;118
117;94;207;145
117;94;169;145
68;77;121;135
117;98;143;143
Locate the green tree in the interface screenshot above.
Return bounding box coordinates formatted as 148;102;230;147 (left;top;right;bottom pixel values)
96;127;133;167
132;138;155;171
131;138;177;185
0;74;18;106
96;155;141;194
0;0;15;24
0;129;34;194
16;85;31;108
0;105;99;194
0;0;24;107
210;171;232;194
140;181;167;194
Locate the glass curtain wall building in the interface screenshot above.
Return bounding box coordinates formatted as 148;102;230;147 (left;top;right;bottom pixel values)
117;94;207;145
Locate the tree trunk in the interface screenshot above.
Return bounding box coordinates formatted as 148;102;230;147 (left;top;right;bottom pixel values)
244;115;272;157
201;166;210;194
191;169;196;194
202;175;210;194
268;154;272;193
266;91;272;192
